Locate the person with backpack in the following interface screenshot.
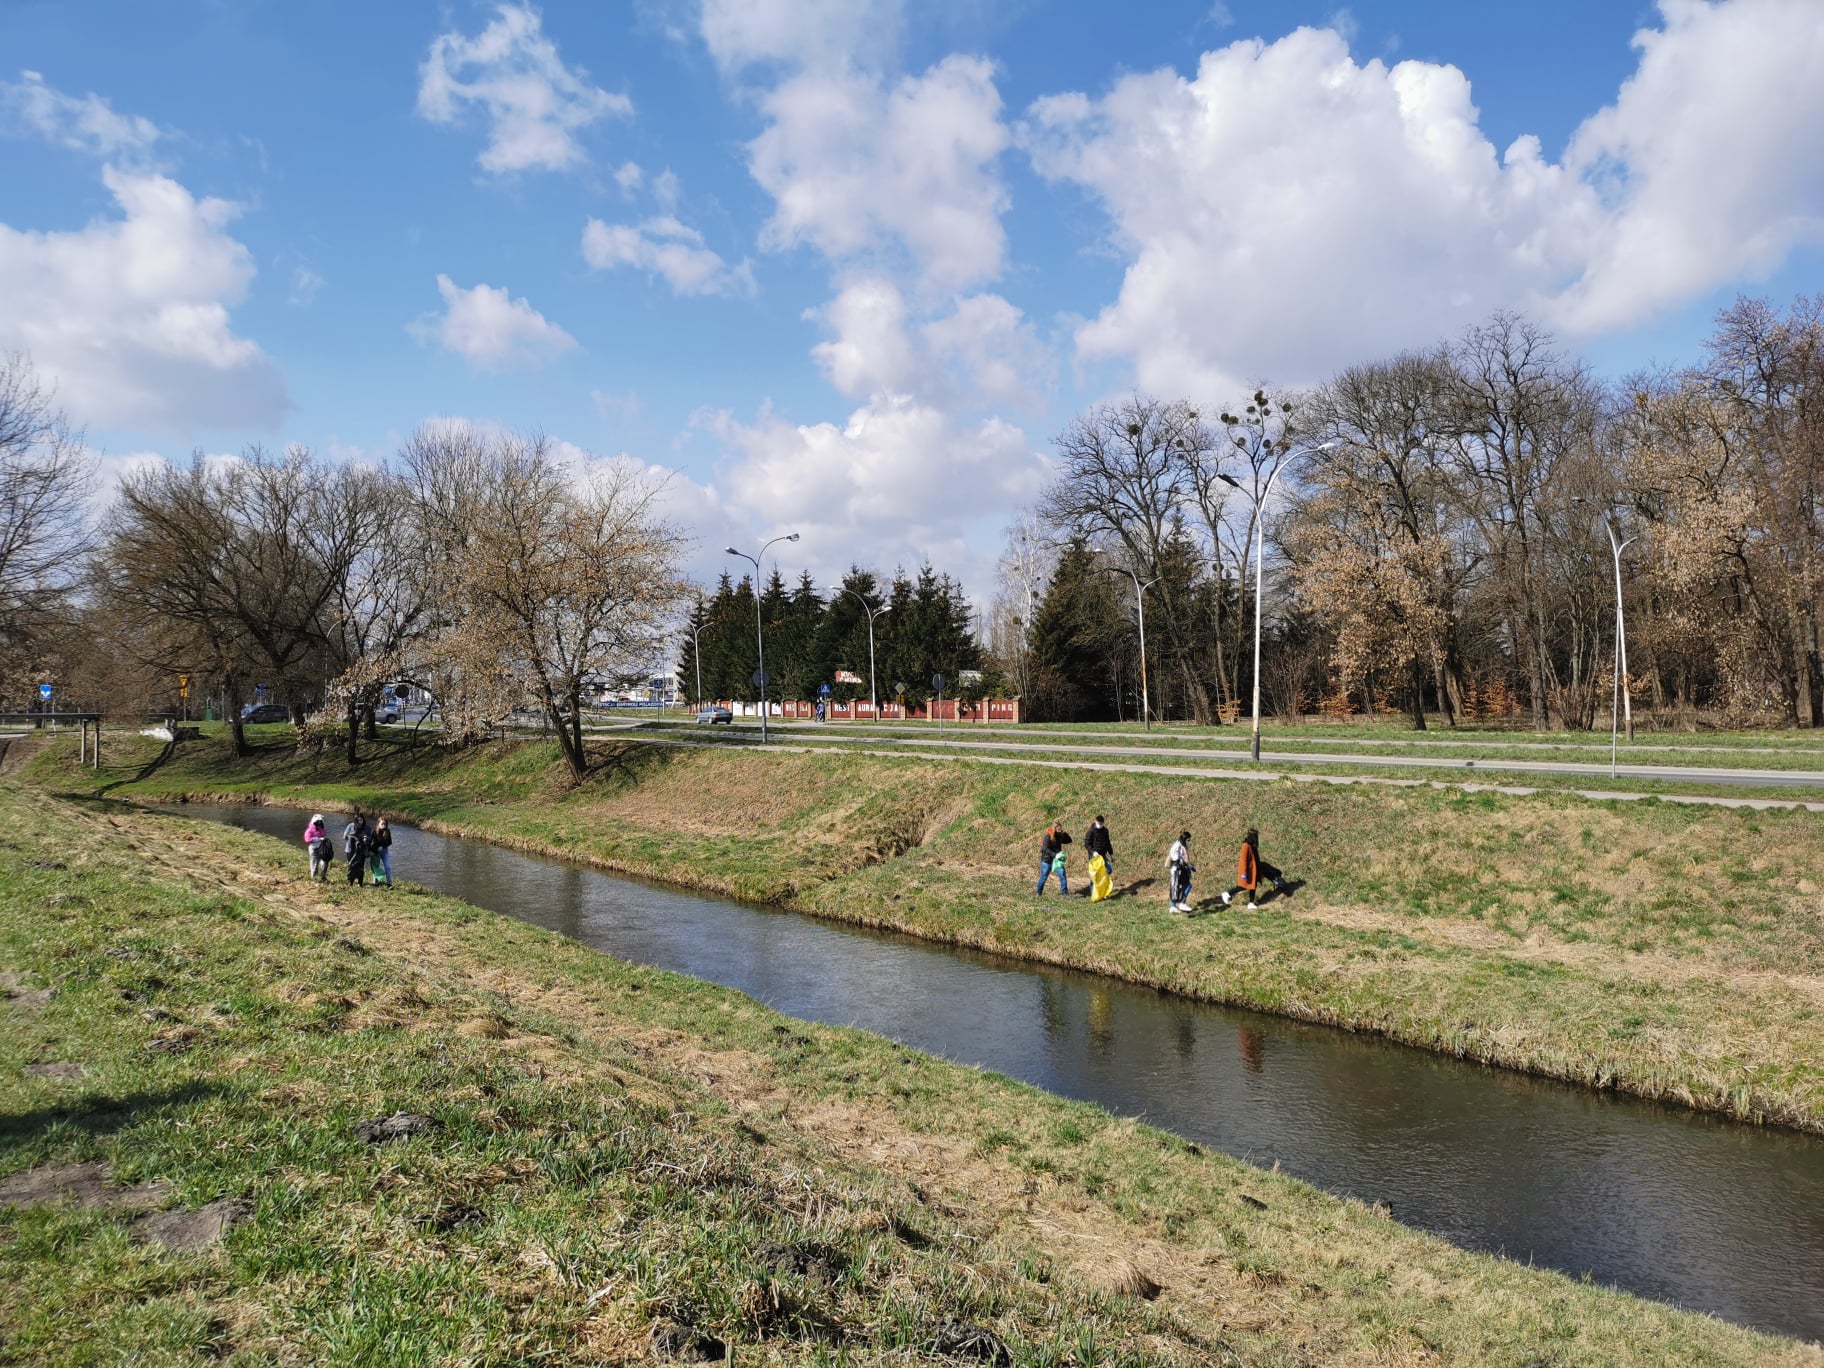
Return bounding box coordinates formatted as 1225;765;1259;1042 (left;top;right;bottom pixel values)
369;817;394;887
342;809;371;887
1036;823;1073;895
1167;830;1195;912
303;814;332;881
1221;827;1289;910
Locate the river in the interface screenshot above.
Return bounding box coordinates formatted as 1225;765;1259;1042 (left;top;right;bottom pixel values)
174;803;1824;1343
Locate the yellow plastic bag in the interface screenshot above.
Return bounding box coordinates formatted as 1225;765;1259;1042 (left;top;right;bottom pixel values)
1089;853;1113;902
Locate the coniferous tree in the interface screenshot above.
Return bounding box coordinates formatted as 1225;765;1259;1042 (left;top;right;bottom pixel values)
1028;541;1126;721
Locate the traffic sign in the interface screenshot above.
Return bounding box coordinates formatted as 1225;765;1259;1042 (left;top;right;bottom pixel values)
38;683;53;701
818;683;831;696
751;669;770;690
931;673;945;692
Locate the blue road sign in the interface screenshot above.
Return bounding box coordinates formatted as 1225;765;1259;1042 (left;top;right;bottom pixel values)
39;683;53;701
818;683;831;696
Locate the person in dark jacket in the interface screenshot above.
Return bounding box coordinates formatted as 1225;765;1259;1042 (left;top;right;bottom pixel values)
1036;823;1073;895
1084;815;1114;878
369;817;393;887
342;809;371;887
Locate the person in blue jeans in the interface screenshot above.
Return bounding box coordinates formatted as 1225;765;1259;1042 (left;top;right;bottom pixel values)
370;817;394;886
1036;824;1072;895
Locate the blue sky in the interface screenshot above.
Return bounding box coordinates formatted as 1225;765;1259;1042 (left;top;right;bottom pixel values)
3;0;1822;594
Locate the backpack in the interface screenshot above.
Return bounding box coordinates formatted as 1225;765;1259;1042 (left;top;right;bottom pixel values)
347;826;370;859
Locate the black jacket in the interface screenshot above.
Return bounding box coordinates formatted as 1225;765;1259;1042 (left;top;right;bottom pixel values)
1084;824;1113;860
1039;828;1072;860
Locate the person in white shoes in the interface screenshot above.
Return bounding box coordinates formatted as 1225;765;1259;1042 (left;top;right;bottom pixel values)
1167;830;1195;912
1220;827;1288;910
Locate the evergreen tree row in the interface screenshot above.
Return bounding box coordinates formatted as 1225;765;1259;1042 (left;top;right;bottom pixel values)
679;564;990;706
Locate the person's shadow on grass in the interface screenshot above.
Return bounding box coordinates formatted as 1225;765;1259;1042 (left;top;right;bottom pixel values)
1184;878;1308;916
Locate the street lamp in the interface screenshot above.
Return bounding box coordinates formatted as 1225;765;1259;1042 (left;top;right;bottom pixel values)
1218;442;1338;761
724;532;800;742
1575;499;1637;776
826;585;890;721
689;618;708;711
1096;565;1163;730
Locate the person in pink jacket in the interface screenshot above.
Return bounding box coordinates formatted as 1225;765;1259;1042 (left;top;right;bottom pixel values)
303;814;332;881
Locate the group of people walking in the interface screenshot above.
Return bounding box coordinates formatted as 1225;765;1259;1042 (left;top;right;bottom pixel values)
302;808;394;887
1037;818;1289;914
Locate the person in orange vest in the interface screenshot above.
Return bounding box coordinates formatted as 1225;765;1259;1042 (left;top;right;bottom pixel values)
1220;827;1288;910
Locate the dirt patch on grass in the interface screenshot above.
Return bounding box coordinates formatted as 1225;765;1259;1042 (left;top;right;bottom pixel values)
135;1197;253;1252
0;1162;172;1213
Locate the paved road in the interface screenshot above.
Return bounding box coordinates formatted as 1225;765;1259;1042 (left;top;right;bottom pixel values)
760;720;1824;760
629;723;1824;790
615;732;1824;814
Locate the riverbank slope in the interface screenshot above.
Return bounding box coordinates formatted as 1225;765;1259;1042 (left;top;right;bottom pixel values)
3;784;1814;1364
25;729;1824;1133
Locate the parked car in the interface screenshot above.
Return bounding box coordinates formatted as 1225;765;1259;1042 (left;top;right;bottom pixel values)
240;703;290;724
695;705;733;725
379;703;435;725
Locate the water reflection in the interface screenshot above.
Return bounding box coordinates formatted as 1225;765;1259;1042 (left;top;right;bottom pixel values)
177;804;1824;1344
1237;1025;1265;1076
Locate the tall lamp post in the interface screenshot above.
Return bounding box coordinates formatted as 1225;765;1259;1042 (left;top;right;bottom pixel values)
725;532;800;742
689;620;707;712
1575;499;1637;776
827;585;890;721
1097;565;1162;730
1219;442;1337;762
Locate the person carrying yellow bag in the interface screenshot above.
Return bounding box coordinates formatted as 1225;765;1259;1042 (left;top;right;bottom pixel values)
1085;815;1115;901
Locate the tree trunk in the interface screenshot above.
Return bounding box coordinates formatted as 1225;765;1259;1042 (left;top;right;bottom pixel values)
345;701;360;766
1409;658;1428;731
546;687;586;779
226;674;249;758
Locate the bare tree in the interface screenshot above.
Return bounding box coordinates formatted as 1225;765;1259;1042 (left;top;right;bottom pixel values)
97;446;377;754
402;426;690;778
1446;314;1601;728
0;355;92;701
1042;396;1220;720
1294;354;1475;726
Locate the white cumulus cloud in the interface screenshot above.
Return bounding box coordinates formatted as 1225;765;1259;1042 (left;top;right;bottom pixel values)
582;215;755;297
418;2;631;174
1021;0;1824;397
1555;0;1824;332
1;69;163;162
410;274;577;371
748;54;1010;292
0;166;286;433
810;277;1050;413
699;0;903;74
701;392;1048;593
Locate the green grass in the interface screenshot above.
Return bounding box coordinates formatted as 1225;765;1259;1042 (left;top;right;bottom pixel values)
3;786;1816;1365
20;728;1824;1134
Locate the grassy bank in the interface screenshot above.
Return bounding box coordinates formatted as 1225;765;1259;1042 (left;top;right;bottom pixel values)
3;785;1816;1365
23;729;1824;1135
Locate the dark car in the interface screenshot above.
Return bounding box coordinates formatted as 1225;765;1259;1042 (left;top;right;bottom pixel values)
240;703;290;723
695;706;733;725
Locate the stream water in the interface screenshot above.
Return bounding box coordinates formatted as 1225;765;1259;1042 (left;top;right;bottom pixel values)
177;803;1824;1343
